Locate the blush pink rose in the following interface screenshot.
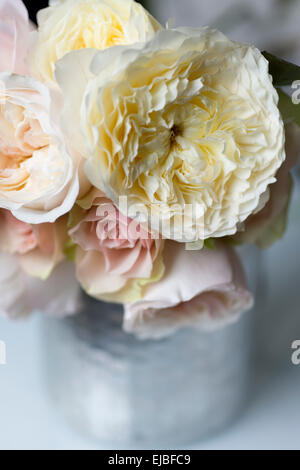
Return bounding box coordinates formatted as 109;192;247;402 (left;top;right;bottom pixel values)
0;209;37;254
124;241;253;339
0;0;31;73
0;209;69;279
70;190;164;303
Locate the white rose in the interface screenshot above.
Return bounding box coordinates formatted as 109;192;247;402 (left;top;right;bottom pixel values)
0;73;79;223
56;27;285;242
30;0;162;86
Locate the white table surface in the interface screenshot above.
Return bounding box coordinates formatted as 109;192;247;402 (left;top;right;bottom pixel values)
1;184;300;450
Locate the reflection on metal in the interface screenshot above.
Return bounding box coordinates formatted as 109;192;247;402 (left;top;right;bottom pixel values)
42;246;260;446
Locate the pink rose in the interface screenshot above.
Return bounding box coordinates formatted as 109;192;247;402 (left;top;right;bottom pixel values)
0;251;80;318
0;209;37;254
124;241;253;339
70;190;164;303
0;209;69;279
0;0;30;73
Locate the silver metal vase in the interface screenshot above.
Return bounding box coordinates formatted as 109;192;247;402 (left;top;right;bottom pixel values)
41;245;260;447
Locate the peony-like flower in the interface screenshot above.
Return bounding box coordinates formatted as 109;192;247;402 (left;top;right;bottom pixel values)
0;0;31;74
233;123;300;248
57;27;285;242
0;209;69;279
69;189;164;303
0;73;79;224
124;241;253;339
30;0;162;86
0;250;80;318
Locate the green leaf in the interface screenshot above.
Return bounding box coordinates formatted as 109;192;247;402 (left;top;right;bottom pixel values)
204;238;216;250
277;89;300;128
63;239;77;262
67;204;85;229
262;51;300;87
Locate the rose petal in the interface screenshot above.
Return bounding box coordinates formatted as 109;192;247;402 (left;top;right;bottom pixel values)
0;0;30;74
124;241;253;339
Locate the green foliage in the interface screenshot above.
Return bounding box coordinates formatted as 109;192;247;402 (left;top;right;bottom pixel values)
262;51;300;87
63;239;77;262
277;89;300;127
203;238;216;250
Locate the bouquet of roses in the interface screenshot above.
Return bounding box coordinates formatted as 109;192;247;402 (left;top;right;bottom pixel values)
1;0;300;339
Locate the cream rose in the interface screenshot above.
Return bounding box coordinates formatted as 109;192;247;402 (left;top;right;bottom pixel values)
30;0;162;86
233;123;300;248
57;27;285;242
0;73;79;224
